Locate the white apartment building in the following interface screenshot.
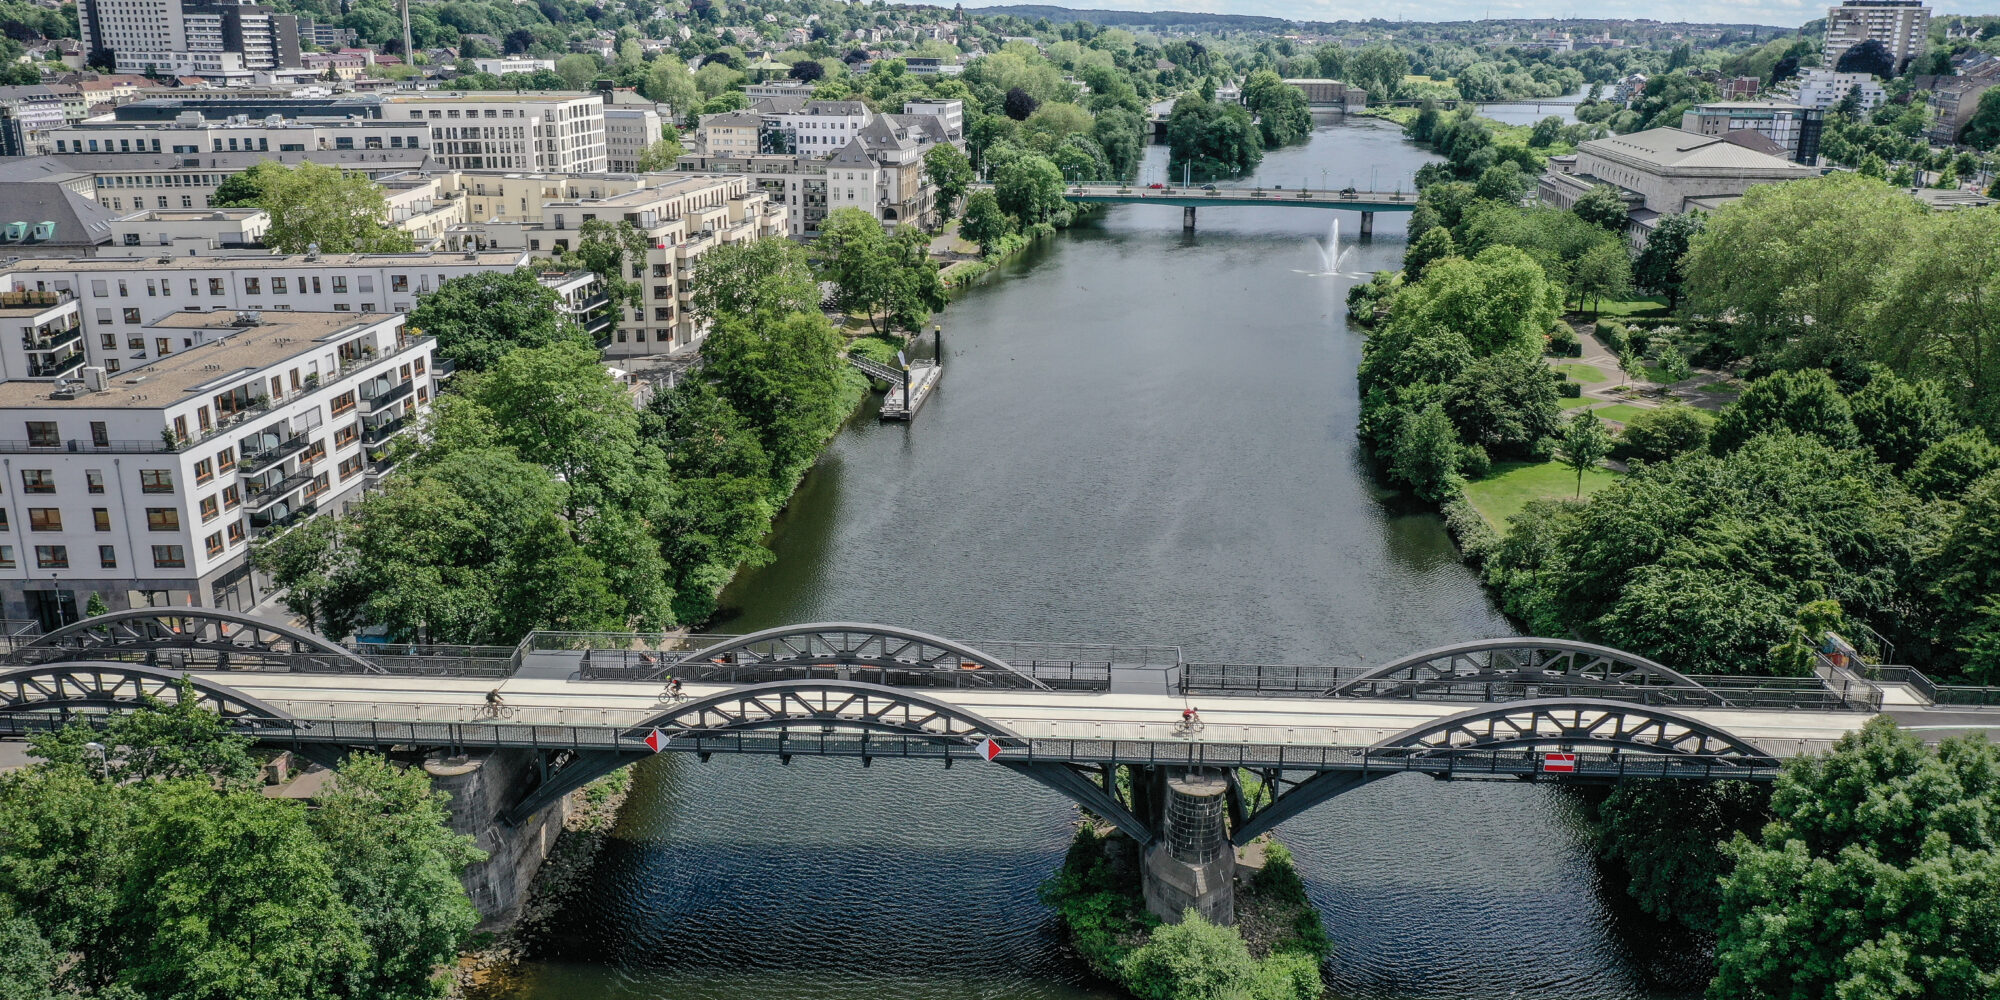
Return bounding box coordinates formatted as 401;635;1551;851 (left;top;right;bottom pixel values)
0;251;587;370
675;151;828;237
387;93;606;174
1824;0;1930;69
471;57;556;75
76;0;301;80
824;113;957;231
786;100;874;153
605;105;667;172
0;309;433;626
49;113;431;158
109;207;270;254
1679;102;1824;164
1791;69;1888;111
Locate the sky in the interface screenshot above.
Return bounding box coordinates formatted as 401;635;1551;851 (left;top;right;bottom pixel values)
963;0;2000;29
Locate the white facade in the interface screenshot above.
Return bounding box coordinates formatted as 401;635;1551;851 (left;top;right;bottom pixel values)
109;207;270;254
1792;69;1887;111
0;310;433;626
605;106;666;172
77;0;300;80
1824;0;1930;69
470;57;556;75
788;100;872;153
387;93;606;174
50;114;430;158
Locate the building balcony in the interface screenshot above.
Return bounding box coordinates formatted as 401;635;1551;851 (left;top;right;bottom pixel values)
360;378;413;413
361;413;408;445
249;499;317;537
246;469;312;511
239;430;311;470
28;350;85;379
0;288;72;310
22;325;81;354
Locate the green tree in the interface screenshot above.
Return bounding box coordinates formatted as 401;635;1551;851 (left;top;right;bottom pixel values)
1120;911;1258;1000
1711;718;2000;1000
1571;239;1632;316
689;238;820;325
1652;342;1692;385
406;269;592;373
560;218;652;316
993;152;1067;224
1442;351;1563;458
1164;96;1262;178
816;208;940;333
1391;402;1464;502
1473;161;1528;202
959;189;1015;255
1710;369;1861;454
924;141;973;217
1616;346;1642;385
1557;411;1610;495
642;55;700;120
1870;208;2000;433
1613;403;1712;464
1589;780;1772;934
1401;225;1454;276
1960;86;2000;151
1570;183;1628;233
634;136;684;171
1849;371;1959;472
1632;211;1701;310
83;591;108;617
248;161;416;254
308;755;483;1000
1241;70;1312;147
28;677;259;786
1906;429;2000;499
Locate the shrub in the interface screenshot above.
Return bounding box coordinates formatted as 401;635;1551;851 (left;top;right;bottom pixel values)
1528;434;1558;461
1595;318;1628;353
1613;403;1714;464
1458;443;1492;479
1559;381;1583;398
1442;496;1499;564
1547;322;1581;357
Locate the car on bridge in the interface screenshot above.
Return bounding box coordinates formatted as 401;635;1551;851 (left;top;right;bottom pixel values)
1147;183;1165;189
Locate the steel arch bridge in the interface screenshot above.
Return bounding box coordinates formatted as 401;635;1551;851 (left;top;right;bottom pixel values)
1227;698;1778;843
1329;638;1721;704
6;607;377;673
661;623;1052;690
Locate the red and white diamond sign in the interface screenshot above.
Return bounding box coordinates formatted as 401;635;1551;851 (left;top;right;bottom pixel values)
974;738;1002;762
644;728;667;753
1542;752;1577;773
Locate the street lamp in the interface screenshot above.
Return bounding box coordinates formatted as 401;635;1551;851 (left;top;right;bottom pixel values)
84;741;107;780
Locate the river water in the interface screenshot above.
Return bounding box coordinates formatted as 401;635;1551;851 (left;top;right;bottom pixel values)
498;119;1707;1000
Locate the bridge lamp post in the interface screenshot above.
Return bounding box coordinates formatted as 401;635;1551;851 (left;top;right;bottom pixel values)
84;741;107;779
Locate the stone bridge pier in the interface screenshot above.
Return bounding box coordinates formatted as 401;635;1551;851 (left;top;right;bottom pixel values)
1131;766;1238;925
426;749;571;925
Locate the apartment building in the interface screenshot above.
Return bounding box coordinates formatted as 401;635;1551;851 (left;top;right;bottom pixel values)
824;112;956;231
0;309;433;627
1791;69;1887;111
48;113;430;158
1679;102;1824;164
0;250;596;369
605;105;667;172
0;87;69;156
76;0;301;80
674;151;828;237
108;207;270;254
386;93;606;174
1823;0;1930;70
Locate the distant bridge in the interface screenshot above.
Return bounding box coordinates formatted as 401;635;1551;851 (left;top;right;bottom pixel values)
971;183;1416;232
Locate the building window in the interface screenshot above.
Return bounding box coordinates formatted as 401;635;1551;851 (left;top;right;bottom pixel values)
217;447;235;473
146;508;180;531
139;470;173;493
199;496;218;522
24;422;59;448
204;532;223;557
194;459;213;485
93;508;110;532
85;470;103;494
34;545;67;569
99;545;116;568
208;278;224;295
221;485;240;509
20;470;54;494
226;521;244;545
330;391;356;416
0;546;12;569
273;277;288;294
26;509;60;532
245;277;261;294
334;423;358;449
151;545;185;569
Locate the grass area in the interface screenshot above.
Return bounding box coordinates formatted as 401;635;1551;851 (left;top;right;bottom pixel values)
1559;396;1597;410
847;334;905;365
1553;362;1609;384
1590;296;1671;320
1464;460;1622;527
1589;403;1654;425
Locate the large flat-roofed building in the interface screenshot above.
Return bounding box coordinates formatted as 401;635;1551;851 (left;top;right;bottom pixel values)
0;309;434;626
48;114;431;159
1823;0;1930;70
1278;79;1367;109
1539;128;1817;245
75;0;301;80
385;93;606;174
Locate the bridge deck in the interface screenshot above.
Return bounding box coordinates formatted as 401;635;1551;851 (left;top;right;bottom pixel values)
971;183;1418;212
198;670;1906;758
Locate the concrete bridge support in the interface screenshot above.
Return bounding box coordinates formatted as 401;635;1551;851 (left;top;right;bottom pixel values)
426;750;571;926
1142;769;1236;925
1183;205;1196;232
1359;211;1374;237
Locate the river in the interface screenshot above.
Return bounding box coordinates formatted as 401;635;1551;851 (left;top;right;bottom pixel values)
496;118;1708;1000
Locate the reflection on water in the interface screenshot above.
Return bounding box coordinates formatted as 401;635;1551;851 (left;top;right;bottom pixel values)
499;119;1702;1000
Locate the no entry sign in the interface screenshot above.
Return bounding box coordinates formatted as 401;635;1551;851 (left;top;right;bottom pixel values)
1542;752;1577;773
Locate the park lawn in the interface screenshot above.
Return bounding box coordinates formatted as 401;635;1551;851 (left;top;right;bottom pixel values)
1553;362;1609;384
1464;460;1621;528
1559;396;1597;409
847;334;905;365
1589;404;1653;425
1591;296;1671;320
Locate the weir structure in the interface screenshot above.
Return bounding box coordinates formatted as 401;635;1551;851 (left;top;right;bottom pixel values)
0;611;1973;923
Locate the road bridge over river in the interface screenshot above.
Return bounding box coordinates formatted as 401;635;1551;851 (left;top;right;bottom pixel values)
3;611;1994;922
971;182;1417;232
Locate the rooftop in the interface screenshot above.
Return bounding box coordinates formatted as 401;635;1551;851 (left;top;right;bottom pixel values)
1581;127;1816;173
2;250;529;273
0;312;404;411
385;92;601;104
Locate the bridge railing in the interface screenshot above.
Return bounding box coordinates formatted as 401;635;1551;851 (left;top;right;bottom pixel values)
1185;661;1874;711
1861;665;2000;706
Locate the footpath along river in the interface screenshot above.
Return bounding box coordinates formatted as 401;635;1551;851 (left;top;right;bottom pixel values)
497;118;1710;1000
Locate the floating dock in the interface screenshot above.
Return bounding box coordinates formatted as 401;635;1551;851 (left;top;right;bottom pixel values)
878;361;941;421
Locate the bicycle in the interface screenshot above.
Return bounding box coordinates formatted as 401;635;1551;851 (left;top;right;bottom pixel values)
1172;716;1206;737
473;703;517;721
658;687;688;706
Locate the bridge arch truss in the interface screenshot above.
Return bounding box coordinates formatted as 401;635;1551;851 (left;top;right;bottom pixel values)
8;607;377;673
667;623;1051;690
1230;698;1777;843
1330;638;1722;704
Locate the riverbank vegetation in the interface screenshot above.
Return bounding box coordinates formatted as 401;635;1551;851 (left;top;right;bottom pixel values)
0;685;481;999
256;237;868;637
1040;825;1330;1000
1361;112;2000;974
